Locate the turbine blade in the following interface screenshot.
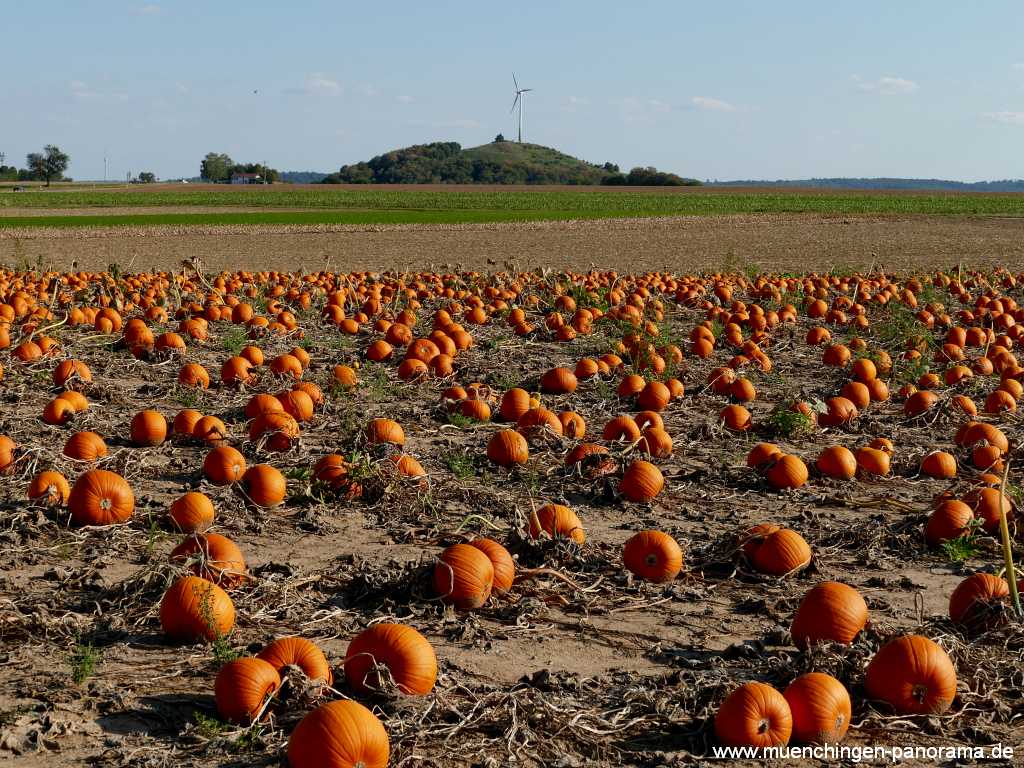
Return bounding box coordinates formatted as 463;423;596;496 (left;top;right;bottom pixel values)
510;93;520;113
513;72;519;90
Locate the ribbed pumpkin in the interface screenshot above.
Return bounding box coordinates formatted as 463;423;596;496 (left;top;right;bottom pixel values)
783;673;851;744
864;635;957;715
287;700;389;768
172;408;203;438
68;469;134;526
28;470;70;506
344;622;437;695
257;636;333;684
637;427;673;458
964;487;1014;533
719;404;752;431
765;454;808;490
63;431;108;462
171;533;247;587
433;543;494;609
925;500;975;545
530;503;586;544
245;393;284;419
249;411;299;452
818;396;858;427
241;464;287;507
366;418;405;446
540;366;577;394
749;529;812;576
468;538;516;593
714;682;792;748
214;657;280;724
169;491;215;533
747;443;783;470
619;460;664;502
159;575;235;643
637;381;671;411
816;446;856;480
130;410;167;447
855;446;890;476
622;530;683;583
920;450;956;479
192;415;228;444
203;445;247;485
499;388;531;422
790;582;868;650
948;573;1010;629
486;429;529;467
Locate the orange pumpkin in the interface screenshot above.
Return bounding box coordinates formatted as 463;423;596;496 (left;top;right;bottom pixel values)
203;445;247;485
159;575;235;643
790;582;868;650
287;700;389;768
257;636;333;685
715;682;792;748
433;543;494;610
68;469;134;526
619;460;664;502
783;673;851;744
468;538;516;593
241;464;287;507
864;635;957;715
622;530;683;583
130;410;167;447
344;623;437;696
214;657;280;724
168;491;215;532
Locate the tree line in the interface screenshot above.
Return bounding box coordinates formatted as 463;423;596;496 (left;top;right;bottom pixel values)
200;153;280;183
321;141;700;186
1;145;70;185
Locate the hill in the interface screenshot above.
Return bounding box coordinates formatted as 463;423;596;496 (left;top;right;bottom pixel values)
710;177;1024;192
321;140;699;186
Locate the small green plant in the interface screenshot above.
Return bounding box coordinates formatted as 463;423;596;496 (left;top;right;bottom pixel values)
444;451;476;479
766;404;814;438
221;327;247;355
940;534;981;563
68;638;100;685
193;711;228;738
232;726;266;753
144;512;165;558
211;636;239;665
175;385;202;409
445;411;474;429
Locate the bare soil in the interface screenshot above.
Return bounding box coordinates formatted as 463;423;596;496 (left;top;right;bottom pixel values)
3;214;1024;274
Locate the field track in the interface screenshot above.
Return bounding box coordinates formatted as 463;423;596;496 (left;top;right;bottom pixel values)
2;213;1024;273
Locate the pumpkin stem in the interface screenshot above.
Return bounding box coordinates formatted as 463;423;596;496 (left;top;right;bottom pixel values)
997;459;1023;618
912;683;928;704
757;717;770;734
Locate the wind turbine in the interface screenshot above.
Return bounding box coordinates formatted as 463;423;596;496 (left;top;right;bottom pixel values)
510;73;532;143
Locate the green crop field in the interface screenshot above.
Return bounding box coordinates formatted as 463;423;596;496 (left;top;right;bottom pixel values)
3;185;1024;228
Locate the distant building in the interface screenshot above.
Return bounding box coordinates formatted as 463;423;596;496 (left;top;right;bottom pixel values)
230;172;262;185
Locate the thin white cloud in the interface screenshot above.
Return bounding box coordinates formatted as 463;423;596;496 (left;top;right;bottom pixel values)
853;75;918;95
649;99;672;113
357;84;379;97
1013;62;1024;71
692;96;736;112
982;111;1024;125
566;95;589;107
396;94;415;104
133;4;162;15
70;80;129;103
285;73;342;96
175;82;189;95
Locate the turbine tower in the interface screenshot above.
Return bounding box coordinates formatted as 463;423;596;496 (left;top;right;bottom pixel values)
510;73;532;143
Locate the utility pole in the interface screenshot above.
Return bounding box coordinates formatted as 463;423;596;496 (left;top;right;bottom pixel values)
103;150;107;182
0;152;6;167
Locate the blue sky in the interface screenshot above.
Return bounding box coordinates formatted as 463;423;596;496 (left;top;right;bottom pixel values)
6;1;1024;181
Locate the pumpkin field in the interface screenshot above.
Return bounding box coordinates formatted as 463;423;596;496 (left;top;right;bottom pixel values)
0;260;1022;767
